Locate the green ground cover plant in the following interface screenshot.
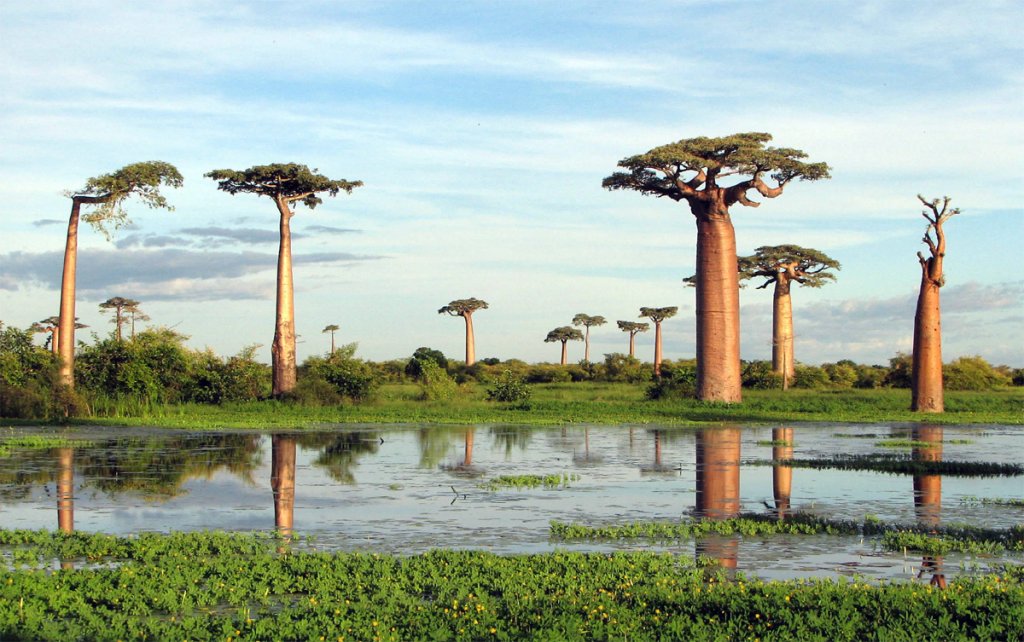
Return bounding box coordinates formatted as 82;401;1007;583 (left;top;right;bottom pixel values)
755;455;1023;477
480;473;579;491
960;496;1024;508
1;529;1022;641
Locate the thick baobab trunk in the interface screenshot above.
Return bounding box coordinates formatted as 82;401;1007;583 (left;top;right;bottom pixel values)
271;435;296;540
272;200;298;397
56;447;74;533
694;215;742;402
560;340;568;365
912;279;943;412
57;201;83;388
628;332;636;357
463;313;476;366
49;328;59;355
583;327;591;362
695;426;741;569
772;276;795;389
653;321;663;376
772;427;793;517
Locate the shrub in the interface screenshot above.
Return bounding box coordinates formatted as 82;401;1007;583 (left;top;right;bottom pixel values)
486;370;531;403
944;356;1011;390
791;364;830;389
417;360;458;401
301;343;379;402
526;364;572;383
404;347;448;380
883;353;912;388
742;360;783;389
598;353;650;383
822;360;858;388
646;361;697;399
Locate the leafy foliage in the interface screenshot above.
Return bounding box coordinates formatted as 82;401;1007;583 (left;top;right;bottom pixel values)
639;306;678;323
300;343;379;403
544;326;583;343
437;297;488;316
205;163;361;209
486;370;532;403
416;360;458;401
738;244;840;289
405;346;449;379
75;161;183;236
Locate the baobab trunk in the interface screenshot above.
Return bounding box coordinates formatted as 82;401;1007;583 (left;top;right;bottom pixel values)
912;278;943;411
694;215;742;402
628;333;636;357
653;322;663;377
583;327;591;362
463;313;476;366
57;201;83;387
560;340;568;366
772;276;795;389
272;199;298;397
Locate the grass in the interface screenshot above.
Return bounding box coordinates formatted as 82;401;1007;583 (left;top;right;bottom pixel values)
0;434;85;458
480;473;579;491
1;529;1022;641
9;383;1021;430
961;496;1024;508
755;454;1024;477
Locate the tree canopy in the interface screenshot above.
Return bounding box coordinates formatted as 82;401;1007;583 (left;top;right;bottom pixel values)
617;320;650;335
738;245;840;289
72;161;184;236
639;307;678;323
602;132;830;213
205;163;362;209
572;314;607;328
545;326;583;343
438;298;489;316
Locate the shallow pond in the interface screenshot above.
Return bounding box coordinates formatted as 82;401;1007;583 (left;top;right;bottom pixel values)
1;423;1021;581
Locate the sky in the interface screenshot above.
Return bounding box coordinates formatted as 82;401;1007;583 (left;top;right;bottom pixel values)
1;0;1022;367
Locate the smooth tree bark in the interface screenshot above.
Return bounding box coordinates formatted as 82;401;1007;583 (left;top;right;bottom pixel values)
57;161;183;388
572;313;607;363
56;447;75;533
695;426;741;569
737;245;839;388
322;324;340;353
604;133;830;402
639;307;677;377
438;298;488;365
544;326;583;365
98;297;141;342
207;164;361;397
271;435;297;542
911;196;959;413
616;320;649;357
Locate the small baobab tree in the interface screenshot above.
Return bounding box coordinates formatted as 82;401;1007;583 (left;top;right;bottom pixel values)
572;313;607;362
322;324;340;353
639;307;677;376
438;298;488;366
912;195;959;413
125;301;149;339
604;133;829;402
616;320;650;357
545;326;583;365
32;316;87;354
57;161;183;387
98;297;141;342
206;163;362;397
737;245;840;388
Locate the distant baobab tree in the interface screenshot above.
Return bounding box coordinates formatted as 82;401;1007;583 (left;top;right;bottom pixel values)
32;316;86;354
125;301;149;339
738;245;840;389
912;195;959;413
545;326;584;365
99;297;141;342
572;313;607;362
639;307;678;376
322;324;340;353
604;132;830;402
57;161;183;388
207;163;362;397
616;320;649;357
438;298;488;366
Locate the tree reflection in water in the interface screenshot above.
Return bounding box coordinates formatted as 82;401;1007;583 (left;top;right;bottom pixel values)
442;428;484;479
772;427;794;518
695;427;741;571
913;425;946;588
639;430;678;475
271;435;296;542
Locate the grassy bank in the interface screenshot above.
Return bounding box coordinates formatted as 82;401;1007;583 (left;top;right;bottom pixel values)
17;383;1020;430
1;529;1021;641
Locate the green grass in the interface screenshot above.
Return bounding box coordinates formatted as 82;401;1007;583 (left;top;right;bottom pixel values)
756;455;1024;477
961;496;1024;508
1;529;1022;641
10;383;1021;429
0;434;85;458
480;473;579;491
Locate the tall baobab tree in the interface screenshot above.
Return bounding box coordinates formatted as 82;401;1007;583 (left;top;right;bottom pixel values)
125;300;149;339
738;245;840;389
616;320;649;357
32;316;85;355
572;313;607;363
98;297;141;342
322;324;340;353
604;133;829;402
57;161;183;387
207;164;362;397
639;306;677;376
438;298;488;366
912;195;959;413
544;326;583;365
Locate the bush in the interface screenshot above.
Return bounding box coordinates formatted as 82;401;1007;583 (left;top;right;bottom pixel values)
791;365;830;389
646;361;697;399
944;356;1011;390
883;353;912;388
486;370;531;403
405;347;448;380
742;360;783;389
301;344;379;402
417;360;458;401
822;360;858;388
598;353;650;383
526;364;572;383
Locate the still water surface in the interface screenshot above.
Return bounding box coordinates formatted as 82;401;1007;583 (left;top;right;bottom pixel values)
1;423;1021;581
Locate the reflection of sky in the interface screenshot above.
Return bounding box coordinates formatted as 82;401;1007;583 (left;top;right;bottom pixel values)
1;424;1021;581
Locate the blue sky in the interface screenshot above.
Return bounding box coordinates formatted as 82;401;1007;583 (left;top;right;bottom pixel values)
1;0;1021;367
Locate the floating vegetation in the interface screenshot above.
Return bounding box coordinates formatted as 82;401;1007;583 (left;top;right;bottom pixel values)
960;496;1024;508
551;513;864;540
882;524;1024;555
756;439;793;447
946;439;975;445
0;436;88;458
833;433;880;439
480;473;579;491
753;455;1024;477
1;529;1021;641
874;439;937;448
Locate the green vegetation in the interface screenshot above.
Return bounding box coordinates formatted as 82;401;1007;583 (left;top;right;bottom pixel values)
874;439;937;448
756;439;793;447
757;455;1024;477
883;526;1024;556
961;496;1024;508
1;529;1021;641
0;435;83;458
480;473;579;491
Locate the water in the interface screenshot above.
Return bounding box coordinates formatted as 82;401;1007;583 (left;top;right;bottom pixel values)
1;423;1021;581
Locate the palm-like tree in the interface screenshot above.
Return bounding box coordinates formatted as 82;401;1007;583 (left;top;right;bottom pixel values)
438;298;488;365
544;326;584;365
639;307;678;376
572;313;607;363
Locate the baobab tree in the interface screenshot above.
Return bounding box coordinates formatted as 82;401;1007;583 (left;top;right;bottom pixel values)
322;324;340;353
57;161;183;387
438;298;488;366
639;306;677;376
912;195;959;413
738;245;840;389
125;301;149;339
616;320;649;357
544;326;583;365
98;297;141;342
572;313;607;362
604;133;829;402
32;316;87;354
206;164;362;397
